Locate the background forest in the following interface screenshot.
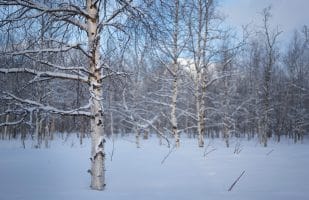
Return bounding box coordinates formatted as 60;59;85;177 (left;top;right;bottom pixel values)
0;0;308;148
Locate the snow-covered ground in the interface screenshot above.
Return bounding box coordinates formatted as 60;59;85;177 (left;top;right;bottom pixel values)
0;134;308;200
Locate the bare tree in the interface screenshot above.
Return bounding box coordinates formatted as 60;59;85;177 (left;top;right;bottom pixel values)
259;6;281;147
149;0;189;147
186;0;223;147
0;0;147;190
284;26;309;142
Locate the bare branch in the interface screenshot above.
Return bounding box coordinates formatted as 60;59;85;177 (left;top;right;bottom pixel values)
3;92;92;117
0;67;88;83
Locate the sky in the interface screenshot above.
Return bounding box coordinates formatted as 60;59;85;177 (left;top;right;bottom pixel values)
220;0;309;42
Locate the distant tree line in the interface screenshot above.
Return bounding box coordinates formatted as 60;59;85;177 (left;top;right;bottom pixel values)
1;1;308;149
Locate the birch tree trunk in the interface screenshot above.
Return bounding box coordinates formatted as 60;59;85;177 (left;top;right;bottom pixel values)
87;0;105;190
34;110;44;148
156;0;182;147
171;74;179;147
187;0;216;148
260;7;281;147
195;74;204;147
0;0;146;191
170;0;180;147
199;73;207;147
3;110;9;139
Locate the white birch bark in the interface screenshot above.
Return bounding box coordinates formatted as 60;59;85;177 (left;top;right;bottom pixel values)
87;0;105;190
171;74;179;147
170;0;180;147
199;73;206;147
198;0;213;148
195;73;204;147
223;74;230;148
188;0;215;147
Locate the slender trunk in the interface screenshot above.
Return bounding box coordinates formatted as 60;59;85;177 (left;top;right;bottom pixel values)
110;93;114;139
50;117;54;140
263;64;271;146
195;74;204;147
143;130;149;140
171;75;179;147
223;125;229;148
135;128;140;148
158;133;163;146
199;0;211;147
87;0;105;190
277;133;280;143
223;73;229;147
35;111;41;148
185;97;190;134
44;123;49;148
3;110;9;139
200;73;207;147
170;0;180;147
193;0;212;148
80;130;84;145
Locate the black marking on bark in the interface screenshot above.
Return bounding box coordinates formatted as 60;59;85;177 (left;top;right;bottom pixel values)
92;84;100;90
93;152;99;160
97;120;102;126
97;78;103;84
89;73;96;78
93;151;105;161
94;68;101;72
98;141;103;148
98;110;104;116
87;169;92;175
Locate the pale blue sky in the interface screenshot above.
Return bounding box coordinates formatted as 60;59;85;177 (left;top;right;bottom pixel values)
220;0;309;41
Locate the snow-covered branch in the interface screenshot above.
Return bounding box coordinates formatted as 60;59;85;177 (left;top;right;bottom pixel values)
24;55;90;76
0;68;88;83
0;108;28;127
2;44;81;56
2;92;92;117
0;117;25;127
0;0;89;30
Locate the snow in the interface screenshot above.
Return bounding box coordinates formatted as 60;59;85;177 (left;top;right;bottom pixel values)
0;134;308;200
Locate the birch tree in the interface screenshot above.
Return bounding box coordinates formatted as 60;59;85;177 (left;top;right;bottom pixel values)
259;6;281;147
149;0;189;147
284;27;309;142
186;0;222;147
0;0;147;190
215;40;237;147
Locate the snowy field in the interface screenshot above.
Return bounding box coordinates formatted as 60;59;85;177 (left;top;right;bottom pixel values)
0;134;308;200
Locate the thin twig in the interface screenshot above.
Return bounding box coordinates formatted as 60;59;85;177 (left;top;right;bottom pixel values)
203;140;214;157
161;145;176;165
204;148;217;157
228;170;246;191
266;149;274;156
234;142;242;154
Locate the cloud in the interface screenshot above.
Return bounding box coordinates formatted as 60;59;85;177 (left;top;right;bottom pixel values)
220;0;309;40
